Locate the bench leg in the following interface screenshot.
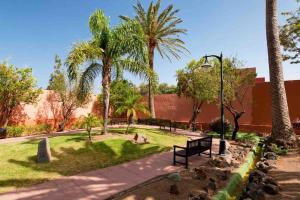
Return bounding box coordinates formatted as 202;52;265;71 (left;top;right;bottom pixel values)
210;147;212;158
185;157;188;169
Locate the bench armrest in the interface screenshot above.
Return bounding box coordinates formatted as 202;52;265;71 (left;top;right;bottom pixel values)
173;145;186;150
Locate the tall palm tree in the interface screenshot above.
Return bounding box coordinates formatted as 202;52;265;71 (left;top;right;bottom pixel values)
266;0;296;143
115;94;149;134
66;10;147;134
121;0;188;118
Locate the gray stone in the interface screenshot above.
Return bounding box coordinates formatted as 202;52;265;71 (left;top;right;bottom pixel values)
204;178;217;196
249;170;266;184
264;152;277;160
193;167;207;180
37;137;51;163
188;191;209;200
263;183;279;195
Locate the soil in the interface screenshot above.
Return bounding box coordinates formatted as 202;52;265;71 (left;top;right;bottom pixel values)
265;148;300;200
112;141;254;200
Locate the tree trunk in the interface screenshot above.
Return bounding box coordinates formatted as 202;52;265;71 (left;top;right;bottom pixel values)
232;112;244;140
188;101;203;131
148;45;156;118
266;0;296;142
88;128;92;141
102;62;111;134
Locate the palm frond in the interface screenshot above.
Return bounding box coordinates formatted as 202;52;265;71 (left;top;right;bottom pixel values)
66;42;103;80
77;63;102;100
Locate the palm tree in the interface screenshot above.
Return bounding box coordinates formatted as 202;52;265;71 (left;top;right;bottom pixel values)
121;0;188;118
82;113;101;141
115;94;149;134
66;10;147;134
266;0;296;143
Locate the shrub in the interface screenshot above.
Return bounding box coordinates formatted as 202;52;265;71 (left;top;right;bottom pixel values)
270;143;288;155
7;126;25;137
209;118;231;134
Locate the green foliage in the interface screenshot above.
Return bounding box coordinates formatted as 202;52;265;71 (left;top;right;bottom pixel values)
82;114;101;130
109;79;140;110
167;172;181;182
270;143;288;155
177;58;219;104
157;83;177;94
280;1;300;64
0;62;41;127
122;0;188;61
6;126;25;137
6;124;51;137
48;55;90;131
209;118;232;134
207;131;259;143
115;93;149;121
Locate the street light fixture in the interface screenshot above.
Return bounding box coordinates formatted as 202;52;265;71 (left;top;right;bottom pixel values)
201;52;226;156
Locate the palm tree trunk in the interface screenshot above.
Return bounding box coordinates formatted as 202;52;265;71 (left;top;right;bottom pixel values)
148;45;156;118
266;0;296;142
102;63;111;134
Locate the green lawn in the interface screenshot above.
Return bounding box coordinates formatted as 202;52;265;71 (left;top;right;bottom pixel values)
0;128;187;193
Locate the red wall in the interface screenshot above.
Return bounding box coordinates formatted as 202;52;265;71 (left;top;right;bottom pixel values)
152;80;300;134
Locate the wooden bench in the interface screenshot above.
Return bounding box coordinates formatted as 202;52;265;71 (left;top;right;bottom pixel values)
173;136;212;168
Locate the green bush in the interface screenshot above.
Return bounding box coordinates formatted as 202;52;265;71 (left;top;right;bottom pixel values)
209;118;231;134
270;143;288;155
7;126;25;137
6;124;52;137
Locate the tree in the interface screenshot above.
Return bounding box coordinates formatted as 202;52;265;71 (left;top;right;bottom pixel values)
176;59;218;129
66;10;148;134
122;0;188;118
82;113;101;141
157;83;177;94
280;0;300;64
266;0;296;143
48;55;89;132
115;93;149;134
222;58;256;140
0;62;41;127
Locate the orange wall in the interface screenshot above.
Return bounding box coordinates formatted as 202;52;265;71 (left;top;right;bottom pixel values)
152;80;300;134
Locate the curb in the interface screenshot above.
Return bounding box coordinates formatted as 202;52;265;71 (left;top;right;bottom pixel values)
212;142;261;200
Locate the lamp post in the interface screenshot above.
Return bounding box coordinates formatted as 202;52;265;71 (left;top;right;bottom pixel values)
201;52;226;156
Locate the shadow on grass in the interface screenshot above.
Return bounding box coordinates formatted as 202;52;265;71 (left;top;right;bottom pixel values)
5;138;162;191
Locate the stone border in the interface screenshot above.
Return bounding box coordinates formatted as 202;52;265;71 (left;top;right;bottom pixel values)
105;173;172;200
212;142;261;200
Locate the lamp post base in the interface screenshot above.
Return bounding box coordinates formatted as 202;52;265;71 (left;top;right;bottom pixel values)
219;139;226;156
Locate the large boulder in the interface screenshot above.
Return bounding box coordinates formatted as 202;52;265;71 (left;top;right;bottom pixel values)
0;128;7;139
37;137;51;163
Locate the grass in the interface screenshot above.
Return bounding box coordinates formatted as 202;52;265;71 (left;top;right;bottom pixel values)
207;131;260;143
0;128;187;193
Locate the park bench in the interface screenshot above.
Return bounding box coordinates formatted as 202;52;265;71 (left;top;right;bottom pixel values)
173;136;212;168
110;118;128;125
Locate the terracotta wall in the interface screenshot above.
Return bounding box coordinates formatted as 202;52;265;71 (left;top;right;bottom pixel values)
9;90;100;128
152;80;300;134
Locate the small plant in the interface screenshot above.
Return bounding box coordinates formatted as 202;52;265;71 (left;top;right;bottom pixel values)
270;143;288;155
167;172;181;195
6;126;25;137
82;114;101;141
209;118;231;134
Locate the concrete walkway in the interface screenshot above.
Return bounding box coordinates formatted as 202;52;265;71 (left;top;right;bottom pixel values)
0;150;215;200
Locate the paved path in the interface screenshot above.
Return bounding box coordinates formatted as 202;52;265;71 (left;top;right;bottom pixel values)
0;150;216;200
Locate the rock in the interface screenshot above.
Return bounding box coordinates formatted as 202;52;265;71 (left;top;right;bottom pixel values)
193;167;207;180
264;152;277;160
263;183;279;195
246;182;260;192
256;161;271;173
247;189;266;200
249;170;266;184
188;191;209;200
0;128;7;139
215;169;231;181
170;184;179;195
263;176;279;186
37;137;51;163
204;178;217;196
207;155;232;168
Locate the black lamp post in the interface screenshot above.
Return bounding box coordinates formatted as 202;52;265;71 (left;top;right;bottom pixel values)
201;52;226;156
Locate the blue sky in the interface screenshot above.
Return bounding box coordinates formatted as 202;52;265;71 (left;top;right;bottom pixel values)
0;0;299;90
